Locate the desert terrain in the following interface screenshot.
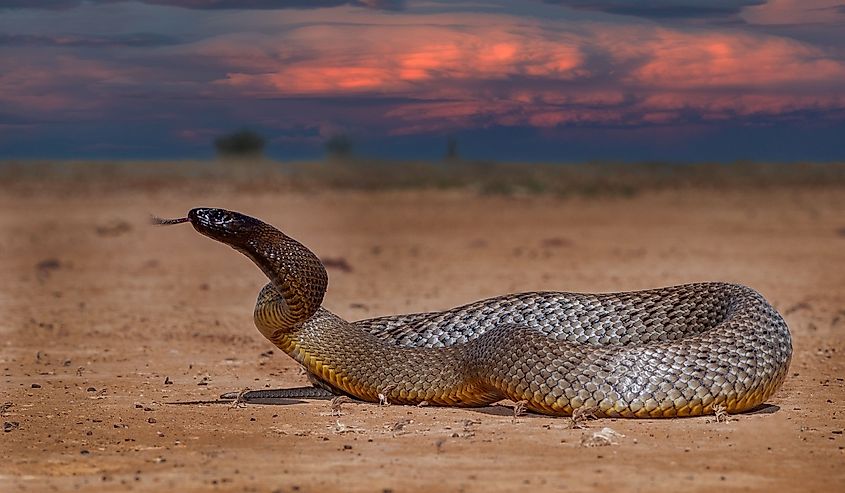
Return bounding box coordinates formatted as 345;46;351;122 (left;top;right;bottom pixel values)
1;161;844;492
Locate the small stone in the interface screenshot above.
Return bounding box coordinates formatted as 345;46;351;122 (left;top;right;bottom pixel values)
31;383;41;389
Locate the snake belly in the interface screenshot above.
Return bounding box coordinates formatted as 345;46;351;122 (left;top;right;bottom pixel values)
188;208;793;418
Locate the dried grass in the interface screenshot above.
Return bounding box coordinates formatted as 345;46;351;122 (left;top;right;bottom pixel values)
512;400;529;422
378;384;398;406
569;405;600;429
5;159;843;198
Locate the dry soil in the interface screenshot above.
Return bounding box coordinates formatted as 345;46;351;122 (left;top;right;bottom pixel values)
1;175;844;492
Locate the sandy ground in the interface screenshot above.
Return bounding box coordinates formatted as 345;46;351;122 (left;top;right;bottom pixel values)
1;177;844;492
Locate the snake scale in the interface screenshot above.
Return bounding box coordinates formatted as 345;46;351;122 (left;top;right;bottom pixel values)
162;207;792;418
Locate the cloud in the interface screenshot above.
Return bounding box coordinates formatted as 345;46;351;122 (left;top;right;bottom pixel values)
210;22;587;96
0;1;843;151
0;32;181;47
543;0;765;18
0;0;82;9
626;29;845;88
740;0;845;25
127;0;405;10
0;53;154;114
0;73;89;114
0;0;405;10
192;12;845;134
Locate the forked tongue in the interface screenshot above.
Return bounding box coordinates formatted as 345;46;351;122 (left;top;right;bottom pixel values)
150;215;190;226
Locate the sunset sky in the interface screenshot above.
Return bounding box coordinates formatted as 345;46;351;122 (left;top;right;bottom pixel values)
1;0;844;161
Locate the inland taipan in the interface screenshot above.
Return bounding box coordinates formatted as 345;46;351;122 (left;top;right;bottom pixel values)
155;207;792;418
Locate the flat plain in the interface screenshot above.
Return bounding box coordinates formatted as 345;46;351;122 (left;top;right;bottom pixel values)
1;161;844;492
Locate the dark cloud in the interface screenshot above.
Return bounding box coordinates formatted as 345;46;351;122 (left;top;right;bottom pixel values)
0;0;82;8
0;32;181;47
544;0;765;18
0;111;33;124
126;0;405;10
0;0;405;10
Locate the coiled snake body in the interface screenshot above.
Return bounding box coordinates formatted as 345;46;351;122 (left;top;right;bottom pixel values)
168;208;792;418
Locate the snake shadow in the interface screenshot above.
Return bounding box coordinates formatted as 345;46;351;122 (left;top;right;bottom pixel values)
165;393;780;417
165;398;327;406
747;403;780;414
468;403;782;418
165;397;333;406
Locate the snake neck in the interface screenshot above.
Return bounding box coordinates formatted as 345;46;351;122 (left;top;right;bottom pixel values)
241;230;328;330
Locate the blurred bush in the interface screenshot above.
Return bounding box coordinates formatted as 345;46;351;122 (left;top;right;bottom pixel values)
214;129;265;158
325;134;354;160
445;136;460;161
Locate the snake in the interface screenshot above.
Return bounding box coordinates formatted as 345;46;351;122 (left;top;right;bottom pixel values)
157;207;792;418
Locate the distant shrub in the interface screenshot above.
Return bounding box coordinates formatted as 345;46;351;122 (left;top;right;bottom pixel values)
325;134;353;160
445;136;460;161
214;129;265;158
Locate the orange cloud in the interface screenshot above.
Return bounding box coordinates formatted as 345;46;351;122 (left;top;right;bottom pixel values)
6;6;842;137
629;29;845;88
198;9;845;133
212;21;586;96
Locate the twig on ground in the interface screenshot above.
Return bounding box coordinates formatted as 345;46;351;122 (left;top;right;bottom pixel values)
386;418;414;436
569;405;600;429
330;396;353;416
713;404;732;423
379;384;398;406
229;388;251;409
512;400;529;422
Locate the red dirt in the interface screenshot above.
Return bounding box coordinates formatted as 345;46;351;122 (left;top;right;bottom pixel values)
2;177;844;492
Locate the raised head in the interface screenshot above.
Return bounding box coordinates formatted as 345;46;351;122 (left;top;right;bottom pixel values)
187;207;269;248
154;207;329;326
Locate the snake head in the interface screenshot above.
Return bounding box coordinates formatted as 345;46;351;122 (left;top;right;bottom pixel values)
188;208;266;246
186;207;328;319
